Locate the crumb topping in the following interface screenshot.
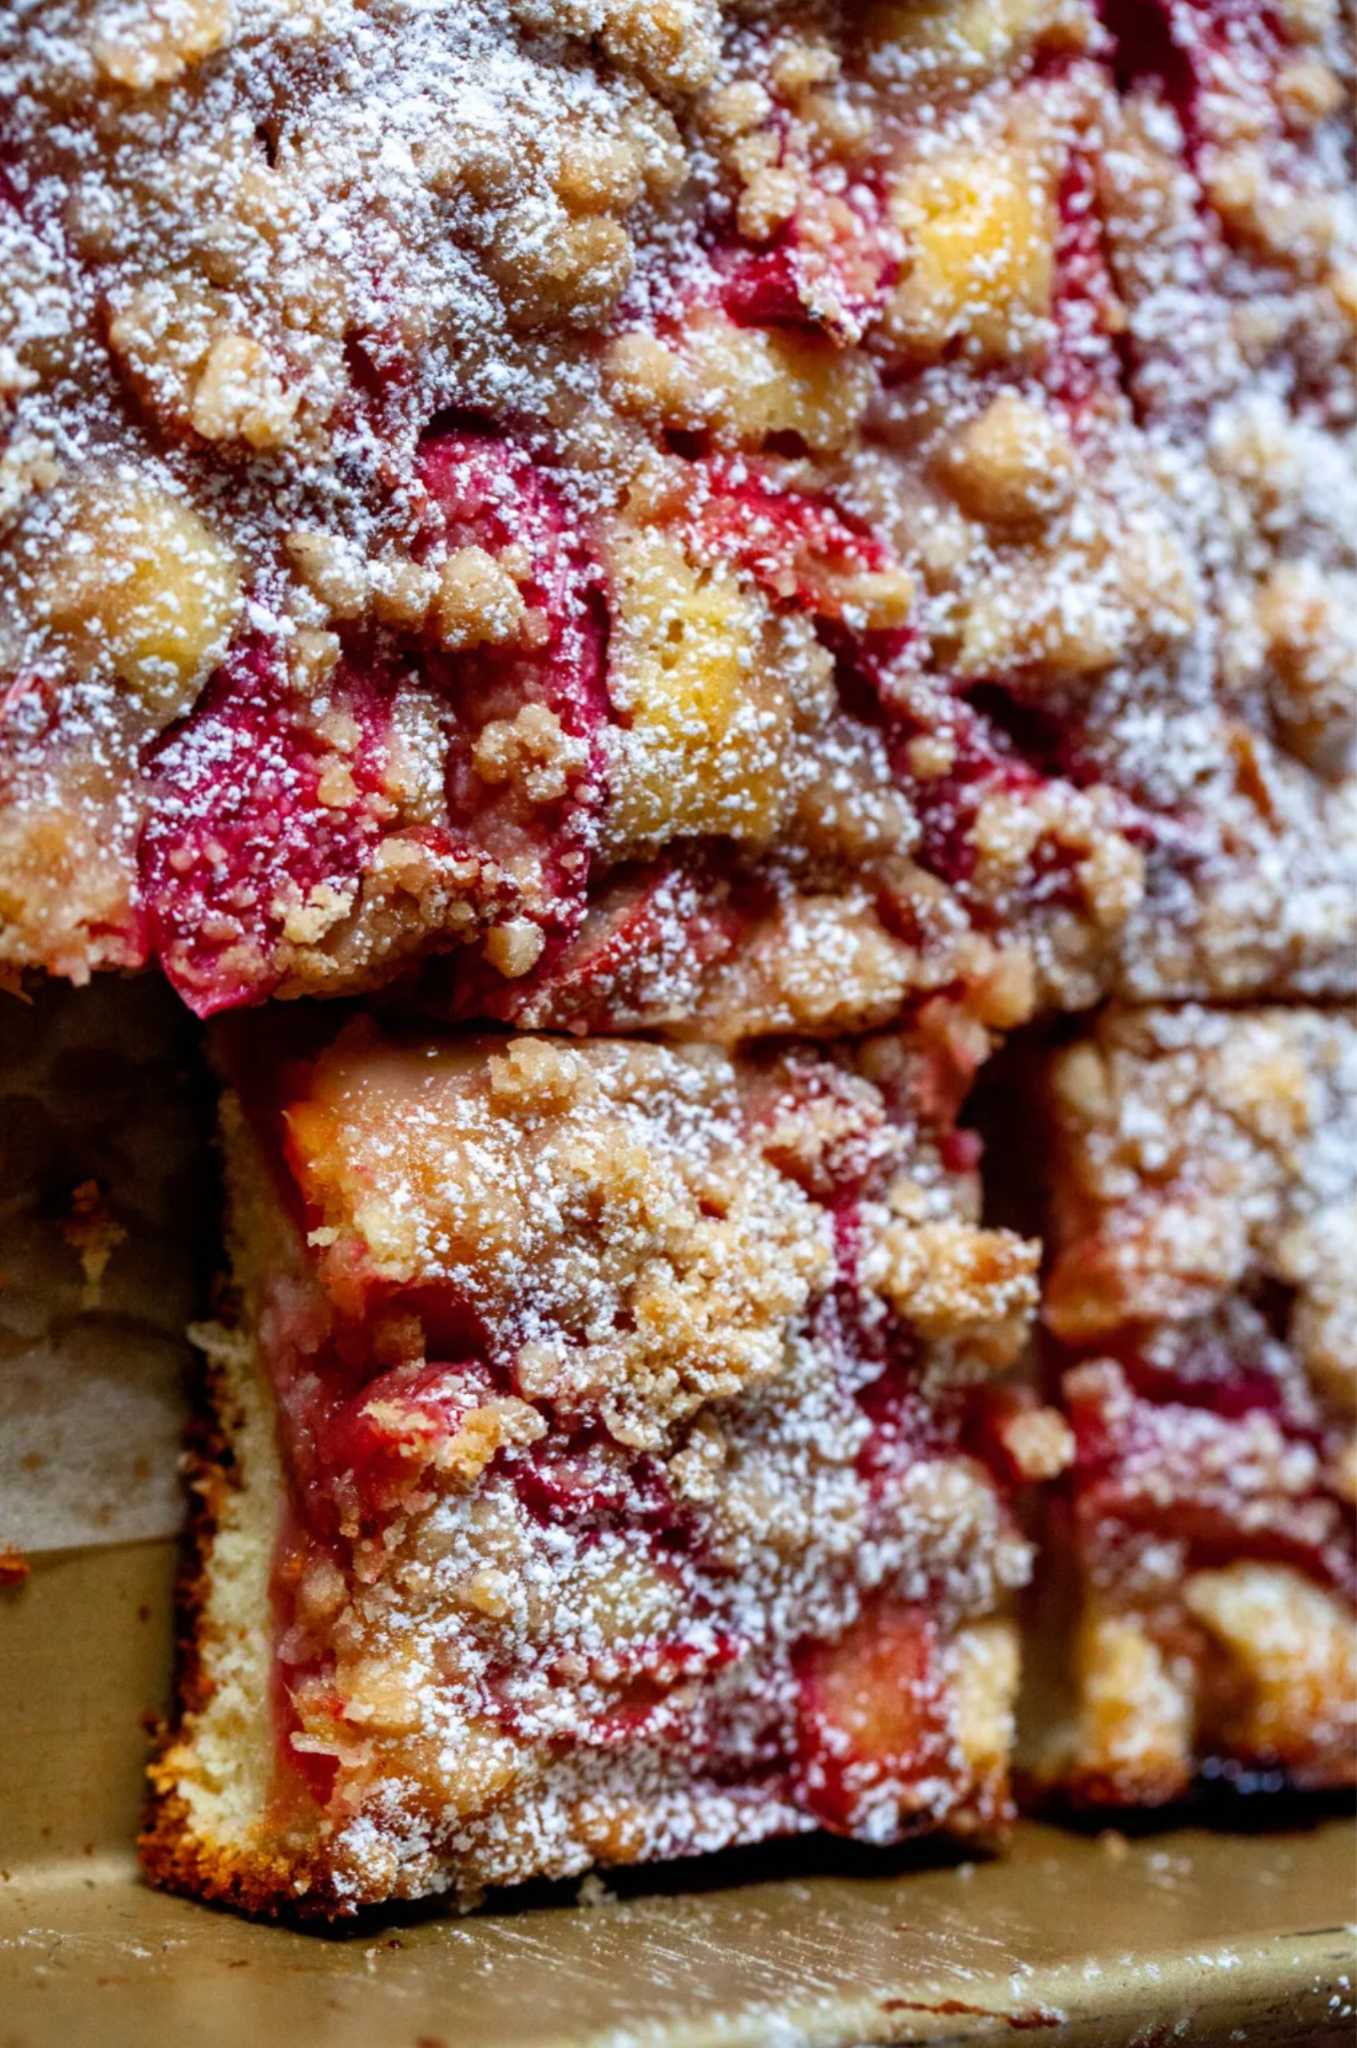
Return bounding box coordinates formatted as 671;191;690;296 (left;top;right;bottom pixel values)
287;1027;837;1447
1;0;1350;1026
1045;1004;1357;1406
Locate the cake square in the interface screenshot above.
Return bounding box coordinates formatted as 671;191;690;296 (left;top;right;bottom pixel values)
143;1005;1060;1914
1078;0;1357;1012
1031;1004;1356;1805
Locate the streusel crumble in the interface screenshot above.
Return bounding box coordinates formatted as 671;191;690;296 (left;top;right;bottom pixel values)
2;0;1351;1027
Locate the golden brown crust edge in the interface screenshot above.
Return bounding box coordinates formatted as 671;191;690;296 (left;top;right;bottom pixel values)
136;1321;307;1918
137;1091;355;1920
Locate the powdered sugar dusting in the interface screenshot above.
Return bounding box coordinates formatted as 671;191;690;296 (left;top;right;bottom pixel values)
1;0;1351;1024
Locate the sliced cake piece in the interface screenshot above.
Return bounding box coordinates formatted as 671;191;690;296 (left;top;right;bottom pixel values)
1030;1004;1356;1806
143;1005;1059;1915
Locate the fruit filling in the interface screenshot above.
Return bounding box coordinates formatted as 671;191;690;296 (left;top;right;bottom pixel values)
135;432;607;1014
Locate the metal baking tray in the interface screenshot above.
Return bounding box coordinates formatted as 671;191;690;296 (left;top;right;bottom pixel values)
2;985;1353;2048
2;1538;1354;2048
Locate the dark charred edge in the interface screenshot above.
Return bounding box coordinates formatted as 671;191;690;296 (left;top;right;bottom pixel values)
131;1123;375;1924
1017;1771;1357;1830
137;1010;239;1846
139;1789;366;1926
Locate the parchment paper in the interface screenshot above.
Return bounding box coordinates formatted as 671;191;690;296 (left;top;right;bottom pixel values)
0;975;208;1553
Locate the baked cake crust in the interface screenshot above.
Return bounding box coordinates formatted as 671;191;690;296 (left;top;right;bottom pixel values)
1031;1004;1357;1807
2;0;1352;1031
141;1006;1066;1914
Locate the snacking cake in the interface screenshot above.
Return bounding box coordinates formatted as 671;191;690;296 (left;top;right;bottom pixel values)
142;1006;1064;1912
0;0;1350;1923
1032;1005;1356;1805
2;0;1352;1034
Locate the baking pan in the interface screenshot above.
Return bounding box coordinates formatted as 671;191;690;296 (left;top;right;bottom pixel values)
2;1541;1354;2048
1;987;1353;2048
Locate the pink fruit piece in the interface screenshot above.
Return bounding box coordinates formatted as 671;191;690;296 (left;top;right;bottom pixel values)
139;432;610;1018
139;640;406;1016
742;1056;896;1208
719;187;896;346
1099;0;1282;157
679;467;1125;922
417;430;609;942
1046;150;1127;426
855;1354;951;1495
441;853;750;1031
417;431;599;696
886;707;1047;895
1108;1301;1321;1428
281;1353;513;1541
885;689;1146;917
686;456;904;624
1064;1359;1355;1596
514;1427;695;1549
794;1599;949;1833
